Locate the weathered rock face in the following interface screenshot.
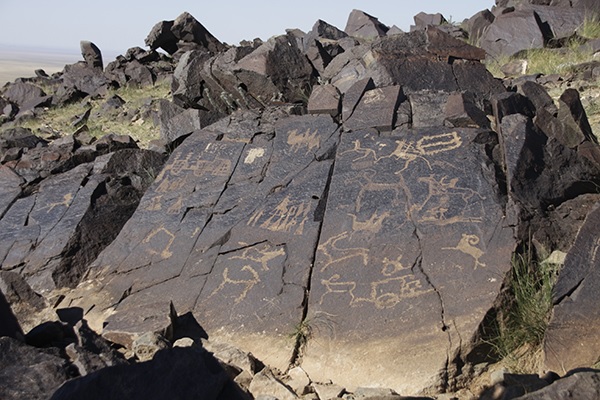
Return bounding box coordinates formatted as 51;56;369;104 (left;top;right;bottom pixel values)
544;204;600;374
3;7;600;399
344;9;389;40
302;127;514;394
80;41;103;70
145;11;226;56
0;132;165;295
0;337;72;400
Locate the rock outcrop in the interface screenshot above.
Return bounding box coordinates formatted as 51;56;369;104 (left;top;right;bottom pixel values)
1;6;600;400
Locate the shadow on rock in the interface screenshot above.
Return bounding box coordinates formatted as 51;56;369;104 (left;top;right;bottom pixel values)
50;345;250;400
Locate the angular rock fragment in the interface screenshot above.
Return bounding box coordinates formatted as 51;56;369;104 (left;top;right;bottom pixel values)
444;92;491;129
344;9;389;40
479;10;545;58
544;203;600;373
1;337;72;399
80;41;103;70
344;85;403;131
307;84;341;117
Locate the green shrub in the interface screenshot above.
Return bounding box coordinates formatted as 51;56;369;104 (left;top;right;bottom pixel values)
482;248;560;372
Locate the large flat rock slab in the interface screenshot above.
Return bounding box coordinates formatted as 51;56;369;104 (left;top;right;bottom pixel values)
70;114;340;372
302;128;515;394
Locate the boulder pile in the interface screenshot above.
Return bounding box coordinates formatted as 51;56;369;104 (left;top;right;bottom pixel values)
1;4;600;400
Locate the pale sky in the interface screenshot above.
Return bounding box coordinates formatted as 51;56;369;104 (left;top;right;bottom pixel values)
0;1;494;56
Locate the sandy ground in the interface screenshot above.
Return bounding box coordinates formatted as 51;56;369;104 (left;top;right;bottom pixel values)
0;46;119;86
0;48;79;85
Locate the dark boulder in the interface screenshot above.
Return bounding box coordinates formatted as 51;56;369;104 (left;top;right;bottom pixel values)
171;11;226;54
50;346;249;400
517;369;600;399
307;84;341;117
145;20;178;54
412;12;447;29
464;9;495;46
0;336;72;400
1;81;51;112
544;204;600;374
80;41;103;70
60;62;112;99
522;4;587;42
344;85;404;132
344;9;389;40
304;19;348;50
479;10;546;58
0;290;23;339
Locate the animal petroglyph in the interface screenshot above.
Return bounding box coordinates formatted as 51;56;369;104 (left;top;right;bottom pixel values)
244;148;265;164
167;196;184;215
411;175;484;226
143;226;176;259
349;211;390;234
354;169;403;213
382;255;409;276
43;193;74;213
145;195;163;211
362;88;386;104
287;128;320;154
230;244;286;272
443;234;486;269
343;139;430;172
210;266;260;304
320;271;432;309
318;232;369;273
247;196;311;235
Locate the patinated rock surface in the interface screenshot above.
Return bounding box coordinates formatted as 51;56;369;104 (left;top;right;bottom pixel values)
0;337;72;400
544;204;600;374
303;127;515;394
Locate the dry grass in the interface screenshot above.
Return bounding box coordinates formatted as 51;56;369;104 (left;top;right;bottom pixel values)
19;79;171;146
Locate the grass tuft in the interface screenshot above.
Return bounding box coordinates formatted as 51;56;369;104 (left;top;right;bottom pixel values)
482;247;560;372
578;14;600;39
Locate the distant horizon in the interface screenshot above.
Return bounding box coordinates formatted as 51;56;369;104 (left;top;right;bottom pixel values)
0;2;493;59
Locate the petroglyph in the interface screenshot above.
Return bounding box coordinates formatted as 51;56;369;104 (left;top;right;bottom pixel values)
247;196;311;235
156;177;185;194
352;274;432;309
362;88;386;104
143;226;176;259
287;128;320;154
41;193;74;213
349;211;390;234
390;140;432;172
167;196;184;215
157;152;232;183
319;260;432;309
443;234;486;269
416;131;462;155
210;266;260;304
145;195;163;211
318;232;369;273
382;255;410;276
244;148;265;164
411;175;484;225
230;244;286;272
354;169;403;213
591;237;600;263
